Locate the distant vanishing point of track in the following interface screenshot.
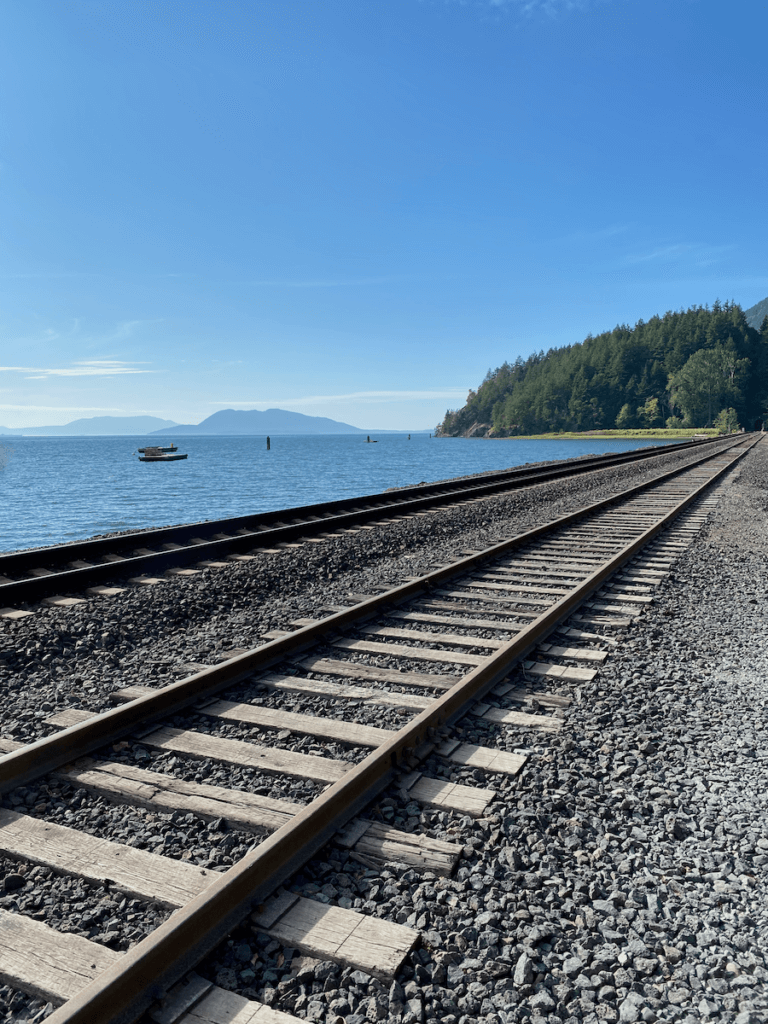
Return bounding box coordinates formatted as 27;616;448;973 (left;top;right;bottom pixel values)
0;433;758;1024
0;436;730;614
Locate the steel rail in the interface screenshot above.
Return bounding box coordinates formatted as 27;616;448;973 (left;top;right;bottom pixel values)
0;434;752;800
38;438;759;1024
0;434;734;606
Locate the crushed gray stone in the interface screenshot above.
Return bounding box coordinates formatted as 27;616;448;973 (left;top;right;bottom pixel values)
2;435;762;1024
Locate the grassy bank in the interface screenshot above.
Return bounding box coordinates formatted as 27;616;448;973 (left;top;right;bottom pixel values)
505;428;722;440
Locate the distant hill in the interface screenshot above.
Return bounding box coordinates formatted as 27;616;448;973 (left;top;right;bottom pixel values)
744;296;768;330
151;408;365;435
0;415;179;436
439;300;768;436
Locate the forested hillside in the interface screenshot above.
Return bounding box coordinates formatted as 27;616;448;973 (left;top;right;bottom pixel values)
439;301;768;436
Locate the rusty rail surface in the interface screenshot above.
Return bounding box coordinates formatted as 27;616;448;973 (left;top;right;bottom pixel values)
0;434;734;605
11;433;758;1024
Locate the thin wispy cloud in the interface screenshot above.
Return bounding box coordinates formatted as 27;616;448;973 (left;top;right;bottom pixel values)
5;317;162;351
433;0;601;17
0;404;122;412
106;320;155;341
0;360;152;380
246;277;396;289
626;244;689;264
491;0;593;11
209;388;468;407
0;272;102;280
625;243;734;268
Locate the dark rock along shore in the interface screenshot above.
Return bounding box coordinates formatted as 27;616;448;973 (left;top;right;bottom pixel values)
0;437;766;1024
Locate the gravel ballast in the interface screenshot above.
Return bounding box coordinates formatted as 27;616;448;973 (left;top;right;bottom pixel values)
0;439;739;743
193;439;767;1024
1;435;765;1024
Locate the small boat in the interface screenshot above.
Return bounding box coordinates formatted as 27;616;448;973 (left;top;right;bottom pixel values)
138;444;177;453
138;447;188;462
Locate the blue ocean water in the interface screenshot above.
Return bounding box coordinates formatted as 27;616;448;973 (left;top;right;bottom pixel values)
0;433;677;553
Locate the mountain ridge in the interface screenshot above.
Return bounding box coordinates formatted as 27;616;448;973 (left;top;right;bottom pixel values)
744;295;768;330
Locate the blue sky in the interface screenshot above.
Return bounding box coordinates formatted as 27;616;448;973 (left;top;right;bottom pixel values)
1;0;766;430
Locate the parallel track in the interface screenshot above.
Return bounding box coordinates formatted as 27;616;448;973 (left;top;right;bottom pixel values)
0;433;758;1024
0;435;729;608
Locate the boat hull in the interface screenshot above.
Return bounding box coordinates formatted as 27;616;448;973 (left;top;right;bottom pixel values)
138;453;188;462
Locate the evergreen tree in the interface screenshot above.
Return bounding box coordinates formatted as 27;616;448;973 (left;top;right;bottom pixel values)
438;301;764;435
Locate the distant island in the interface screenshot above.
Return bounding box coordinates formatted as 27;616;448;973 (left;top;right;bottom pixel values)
151;408;365;435
0;415;179;436
0;408;372;436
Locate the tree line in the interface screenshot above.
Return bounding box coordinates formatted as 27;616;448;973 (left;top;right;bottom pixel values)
438;301;768;436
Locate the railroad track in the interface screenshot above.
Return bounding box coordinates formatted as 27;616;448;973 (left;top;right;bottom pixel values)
0;433;758;1024
0;435;730;614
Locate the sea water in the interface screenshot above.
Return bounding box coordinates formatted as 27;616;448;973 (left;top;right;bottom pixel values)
0;433;677;553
